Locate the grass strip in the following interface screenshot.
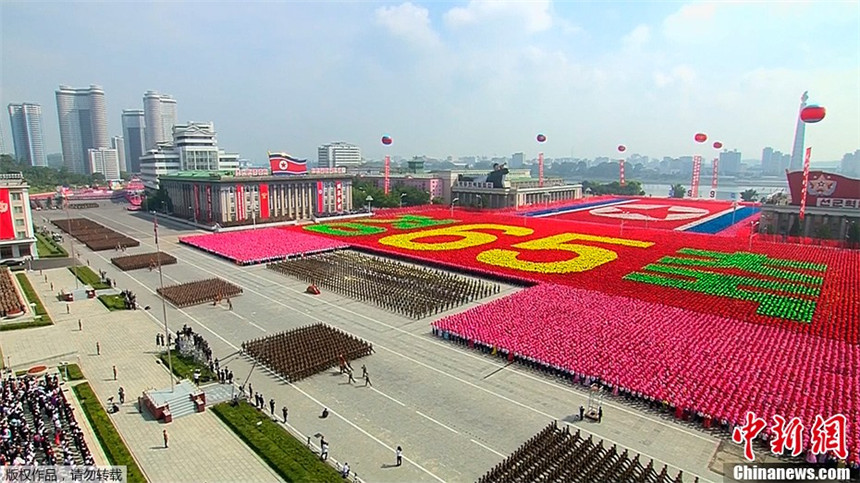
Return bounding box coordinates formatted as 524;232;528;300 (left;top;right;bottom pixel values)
14;273;53;324
97;294;129;311
35;232;68;257
72;383;146;483
158;351;217;383
212;401;341;483
62;363;85;381
69;266;110;290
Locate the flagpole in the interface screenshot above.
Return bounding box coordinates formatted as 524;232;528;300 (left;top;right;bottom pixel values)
155;211;174;391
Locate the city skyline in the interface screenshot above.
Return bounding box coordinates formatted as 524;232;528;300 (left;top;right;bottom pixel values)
1;2;858;165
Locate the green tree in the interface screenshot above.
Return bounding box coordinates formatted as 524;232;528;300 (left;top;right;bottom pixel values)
740;189;759;202
670;184;686;198
581;180;645;196
144;187;172;212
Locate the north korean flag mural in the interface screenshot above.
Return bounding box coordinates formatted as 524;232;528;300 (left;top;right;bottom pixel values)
0;188;14;240
270;153;308;175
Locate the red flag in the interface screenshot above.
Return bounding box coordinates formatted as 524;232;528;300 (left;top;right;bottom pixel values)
316;181;324;214
800;147;812;220
259;184;270;219
0;188;14;240
193;184;200;220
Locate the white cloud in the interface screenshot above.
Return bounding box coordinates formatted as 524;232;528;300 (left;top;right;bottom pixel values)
662;2;718;42
375;2;439;47
652;65;697;88
444;0;553;33
622;24;650;49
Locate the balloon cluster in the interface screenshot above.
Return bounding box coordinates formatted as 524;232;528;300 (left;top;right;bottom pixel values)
381;135;393;145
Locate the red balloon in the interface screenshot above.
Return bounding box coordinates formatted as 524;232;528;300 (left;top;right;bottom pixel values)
617;145;626;152
800;105;826;123
694;133;708;143
536;134;547;143
381;135;392;145
713;141;723;149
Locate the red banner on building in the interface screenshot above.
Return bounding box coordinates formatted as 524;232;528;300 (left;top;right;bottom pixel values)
619;160;625;186
193;185;200;221
236;184;244;221
316;181;324;214
335;181;343;212
711;158;719;191
259;184;270;219
206;185;212;222
799;147;812;220
690;156;702;198
384;155;391;195
0;188;14;240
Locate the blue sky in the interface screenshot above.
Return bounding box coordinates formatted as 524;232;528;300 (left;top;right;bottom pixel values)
2;1;858;164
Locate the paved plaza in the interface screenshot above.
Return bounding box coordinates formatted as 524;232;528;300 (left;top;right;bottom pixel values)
6;204;730;482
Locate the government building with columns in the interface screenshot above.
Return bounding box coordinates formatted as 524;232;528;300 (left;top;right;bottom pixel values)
159;169;353;226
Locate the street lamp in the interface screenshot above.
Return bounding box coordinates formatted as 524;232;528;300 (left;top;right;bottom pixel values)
365;195;374;213
400;193;407;208
450;197;459;218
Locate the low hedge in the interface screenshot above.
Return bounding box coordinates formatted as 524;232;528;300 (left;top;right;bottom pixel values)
0;319;54;331
14;273;52;324
64;363;85;381
212;401;341;483
72;383;146;483
158;352;216;383
98;294;129;311
69;266;110;290
35;233;68;257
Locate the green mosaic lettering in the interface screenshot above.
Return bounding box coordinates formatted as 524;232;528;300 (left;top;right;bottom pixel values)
624;249;827;323
304;223;386;237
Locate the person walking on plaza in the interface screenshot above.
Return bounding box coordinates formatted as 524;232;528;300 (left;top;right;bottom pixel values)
282;406;288;423
96;342;100;356
227;298;232;311
341;462;349;479
396;446;403;466
364;374;372;387
579;405;585;421
66;304;70;314
361;364;367;378
269;398;275;416
347;370;356;385
320;439;329;460
112;365;117;381
78;319;82;331
598;406;603;423
118;387;125;404
163;429;169;448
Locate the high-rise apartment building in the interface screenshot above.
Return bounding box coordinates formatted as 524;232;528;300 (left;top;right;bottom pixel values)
111;136;126;172
761;147;773;173
7;103;46;167
56;85;109;174
143;91;177;150
139;122;239;189
121;109;146;173
510;152;525;168
88;148;121;180
719;149;742;175
841;150;860;178
318;142;361;168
